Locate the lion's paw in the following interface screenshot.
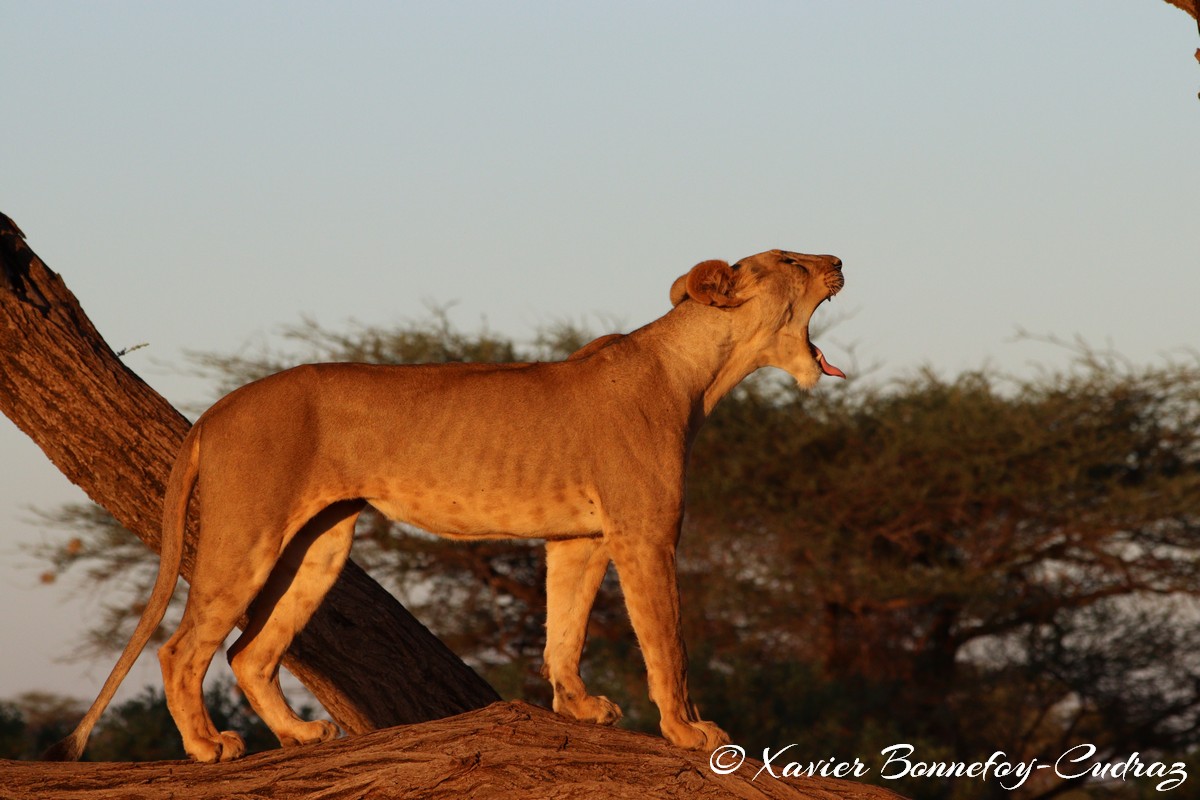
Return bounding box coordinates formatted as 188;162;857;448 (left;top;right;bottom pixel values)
574;694;624;725
554;690;624;726
662;718;731;751
215;730;247;761
188;730;246;763
280;719;341;748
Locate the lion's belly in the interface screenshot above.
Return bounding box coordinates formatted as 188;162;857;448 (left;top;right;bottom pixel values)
367;487;601;540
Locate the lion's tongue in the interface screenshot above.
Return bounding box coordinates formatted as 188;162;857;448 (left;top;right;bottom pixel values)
813;345;846;379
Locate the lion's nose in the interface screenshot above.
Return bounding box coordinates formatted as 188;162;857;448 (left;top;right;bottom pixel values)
830;257;843;270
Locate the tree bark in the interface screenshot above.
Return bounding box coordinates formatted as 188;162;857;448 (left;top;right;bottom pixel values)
0;212;499;735
0;701;907;799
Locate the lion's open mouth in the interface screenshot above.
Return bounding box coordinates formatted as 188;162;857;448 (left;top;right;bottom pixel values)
812;344;845;379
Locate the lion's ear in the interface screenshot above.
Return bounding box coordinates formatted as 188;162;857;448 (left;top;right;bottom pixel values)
670;259;743;308
669;274;690;306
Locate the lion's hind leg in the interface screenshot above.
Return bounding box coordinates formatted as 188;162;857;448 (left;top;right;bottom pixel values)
160;613;242;763
227;501;361;749
159;516;287;762
543;537;622;725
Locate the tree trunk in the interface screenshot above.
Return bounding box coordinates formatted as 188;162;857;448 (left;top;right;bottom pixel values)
0;212;499;735
0;701;907;799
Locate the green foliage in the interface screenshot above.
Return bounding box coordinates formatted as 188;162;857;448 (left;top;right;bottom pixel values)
676;357;1200;799
29;312;1200;797
0;700;31;759
0;692;82;760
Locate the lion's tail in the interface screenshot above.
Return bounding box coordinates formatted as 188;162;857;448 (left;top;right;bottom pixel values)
42;425;202;762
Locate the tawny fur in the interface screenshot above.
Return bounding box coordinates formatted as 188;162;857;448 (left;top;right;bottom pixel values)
47;250;844;763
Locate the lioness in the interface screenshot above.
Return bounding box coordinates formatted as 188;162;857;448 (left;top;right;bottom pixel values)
49;250;845;763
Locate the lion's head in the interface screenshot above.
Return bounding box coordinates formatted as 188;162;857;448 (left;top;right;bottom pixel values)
670;249;845;388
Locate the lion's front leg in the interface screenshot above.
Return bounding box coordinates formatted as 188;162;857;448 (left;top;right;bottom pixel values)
607;529;730;751
543;537;622;725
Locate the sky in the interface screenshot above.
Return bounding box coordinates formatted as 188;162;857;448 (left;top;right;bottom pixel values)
1;1;1198;709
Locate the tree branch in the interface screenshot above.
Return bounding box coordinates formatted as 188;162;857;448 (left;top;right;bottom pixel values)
0;702;906;799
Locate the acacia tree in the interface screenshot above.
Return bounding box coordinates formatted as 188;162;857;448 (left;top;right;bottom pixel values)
681;357;1200;800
